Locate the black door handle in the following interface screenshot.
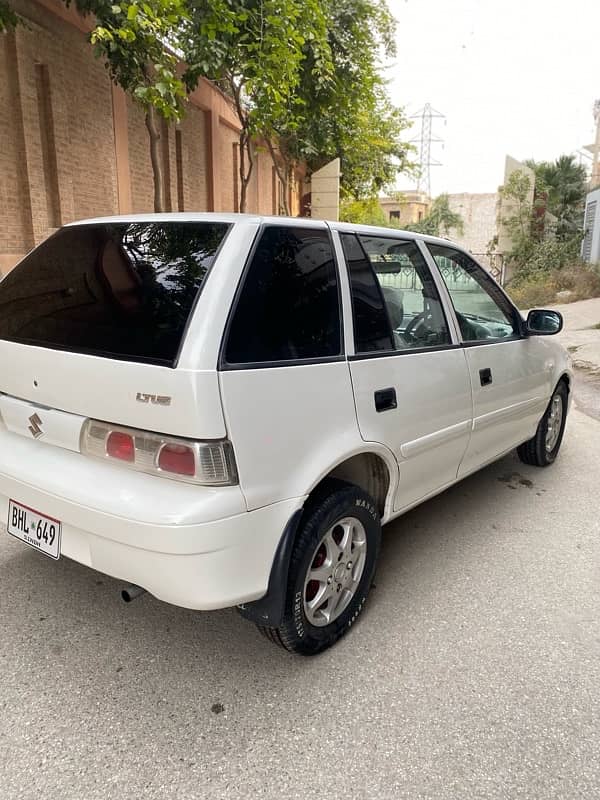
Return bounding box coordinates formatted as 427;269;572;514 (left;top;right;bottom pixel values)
479;368;493;386
374;387;397;412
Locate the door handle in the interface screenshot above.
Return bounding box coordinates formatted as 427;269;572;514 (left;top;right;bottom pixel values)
374;387;397;412
479;368;493;386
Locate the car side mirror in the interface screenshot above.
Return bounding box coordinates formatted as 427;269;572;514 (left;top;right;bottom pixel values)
525;309;563;335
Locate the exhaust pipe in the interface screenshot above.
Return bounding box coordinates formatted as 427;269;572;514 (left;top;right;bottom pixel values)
121;584;147;603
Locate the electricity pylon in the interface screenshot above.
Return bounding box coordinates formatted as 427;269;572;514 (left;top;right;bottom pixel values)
409;103;445;198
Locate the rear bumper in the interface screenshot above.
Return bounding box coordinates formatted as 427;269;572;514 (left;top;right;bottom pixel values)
0;430;304;609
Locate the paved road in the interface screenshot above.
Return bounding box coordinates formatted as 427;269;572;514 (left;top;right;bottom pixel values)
553;296;600;374
1;406;600;800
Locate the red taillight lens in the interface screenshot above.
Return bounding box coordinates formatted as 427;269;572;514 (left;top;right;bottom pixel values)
82;420;237;485
106;431;135;462
158;443;195;476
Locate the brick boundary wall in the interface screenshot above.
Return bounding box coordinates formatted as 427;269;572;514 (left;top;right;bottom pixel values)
0;0;305;275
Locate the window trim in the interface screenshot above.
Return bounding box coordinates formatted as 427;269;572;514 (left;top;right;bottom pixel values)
348;342;462;362
340;232;395;354
218;223;345;371
424;243;525;347
344;231;454;356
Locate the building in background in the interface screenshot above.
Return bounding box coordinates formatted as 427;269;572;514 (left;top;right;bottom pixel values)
582;188;600;264
1;0;306;276
582;100;600;190
379;191;431;226
446;193;499;263
310;159;341;222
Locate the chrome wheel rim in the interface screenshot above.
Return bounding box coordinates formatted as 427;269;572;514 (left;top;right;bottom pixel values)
303;517;367;628
545;394;563;452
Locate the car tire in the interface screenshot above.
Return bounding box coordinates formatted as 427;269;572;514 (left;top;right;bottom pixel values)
517;380;568;467
257;481;381;656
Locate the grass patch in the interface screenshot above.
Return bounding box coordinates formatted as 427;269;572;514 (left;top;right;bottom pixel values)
507;264;600;309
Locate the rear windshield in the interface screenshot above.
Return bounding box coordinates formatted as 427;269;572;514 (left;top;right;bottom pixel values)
0;222;230;366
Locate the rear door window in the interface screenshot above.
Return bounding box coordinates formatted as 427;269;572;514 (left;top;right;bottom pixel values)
341;233;450;353
224;226;342;366
0;222;230;366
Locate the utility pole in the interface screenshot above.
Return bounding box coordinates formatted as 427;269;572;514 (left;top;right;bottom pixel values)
409;103;445;198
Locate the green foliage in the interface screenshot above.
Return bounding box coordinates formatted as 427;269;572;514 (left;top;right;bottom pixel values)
500;162;594;305
509;263;600;309
265;0;414;201
339;197;388;226
187;0;329;131
406;194;464;237
524;155;587;240
72;0;189;121
3;0;412;212
509;236;582;284
184;0;332;210
501;159;588;288
0;0;19;32
499;170;536;270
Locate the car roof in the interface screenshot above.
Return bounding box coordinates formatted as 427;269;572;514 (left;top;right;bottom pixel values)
65;212;459;250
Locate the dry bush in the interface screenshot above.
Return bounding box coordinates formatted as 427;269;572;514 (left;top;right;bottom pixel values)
507;263;600;309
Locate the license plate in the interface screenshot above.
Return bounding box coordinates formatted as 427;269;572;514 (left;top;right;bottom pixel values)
7;500;61;560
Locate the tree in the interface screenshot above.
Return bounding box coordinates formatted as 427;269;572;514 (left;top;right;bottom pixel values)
525;155;587;239
407;194;464;237
185;0;331;212
3;0;191;210
339;197;388;226
500;165;583;282
73;0;191;211
0;0;19;31
500;171;533;238
264;0;414;210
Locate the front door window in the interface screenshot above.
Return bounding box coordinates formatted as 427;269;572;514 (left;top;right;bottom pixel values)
427;245;519;342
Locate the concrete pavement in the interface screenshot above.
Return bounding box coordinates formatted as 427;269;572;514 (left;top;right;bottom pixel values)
1;406;600;799
551;296;600;374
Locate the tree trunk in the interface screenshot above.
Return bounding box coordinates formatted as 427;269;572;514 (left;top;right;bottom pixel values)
266;139;290;215
238;130;254;213
145;107;165;213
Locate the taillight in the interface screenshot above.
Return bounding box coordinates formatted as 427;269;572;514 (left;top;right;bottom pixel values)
106;431;135;462
158;443;195;476
80;420;238;485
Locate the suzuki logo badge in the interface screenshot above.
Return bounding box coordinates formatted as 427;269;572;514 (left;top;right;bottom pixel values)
28;413;43;439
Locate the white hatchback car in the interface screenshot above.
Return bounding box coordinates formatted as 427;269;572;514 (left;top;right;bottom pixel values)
0;214;571;654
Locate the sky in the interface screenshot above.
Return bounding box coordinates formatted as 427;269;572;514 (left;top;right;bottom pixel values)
386;0;600;196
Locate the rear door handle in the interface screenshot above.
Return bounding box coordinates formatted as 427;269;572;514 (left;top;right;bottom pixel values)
479;368;493;386
374;387;397;412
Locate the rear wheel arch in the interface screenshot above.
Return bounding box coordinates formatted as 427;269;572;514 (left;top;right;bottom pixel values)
307;451;395;520
237;450;394;628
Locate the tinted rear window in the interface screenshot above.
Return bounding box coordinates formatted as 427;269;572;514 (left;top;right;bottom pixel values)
0;222;229;366
224;226;341;365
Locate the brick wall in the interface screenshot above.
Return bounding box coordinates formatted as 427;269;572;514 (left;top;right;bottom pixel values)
0;0;302;275
177;105;209;212
218;123;240;213
127;98;155;214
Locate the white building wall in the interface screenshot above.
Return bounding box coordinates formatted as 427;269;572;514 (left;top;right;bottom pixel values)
446;193;499;256
583;188;600;264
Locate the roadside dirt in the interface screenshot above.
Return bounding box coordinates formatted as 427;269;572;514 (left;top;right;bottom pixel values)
573;369;600;422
